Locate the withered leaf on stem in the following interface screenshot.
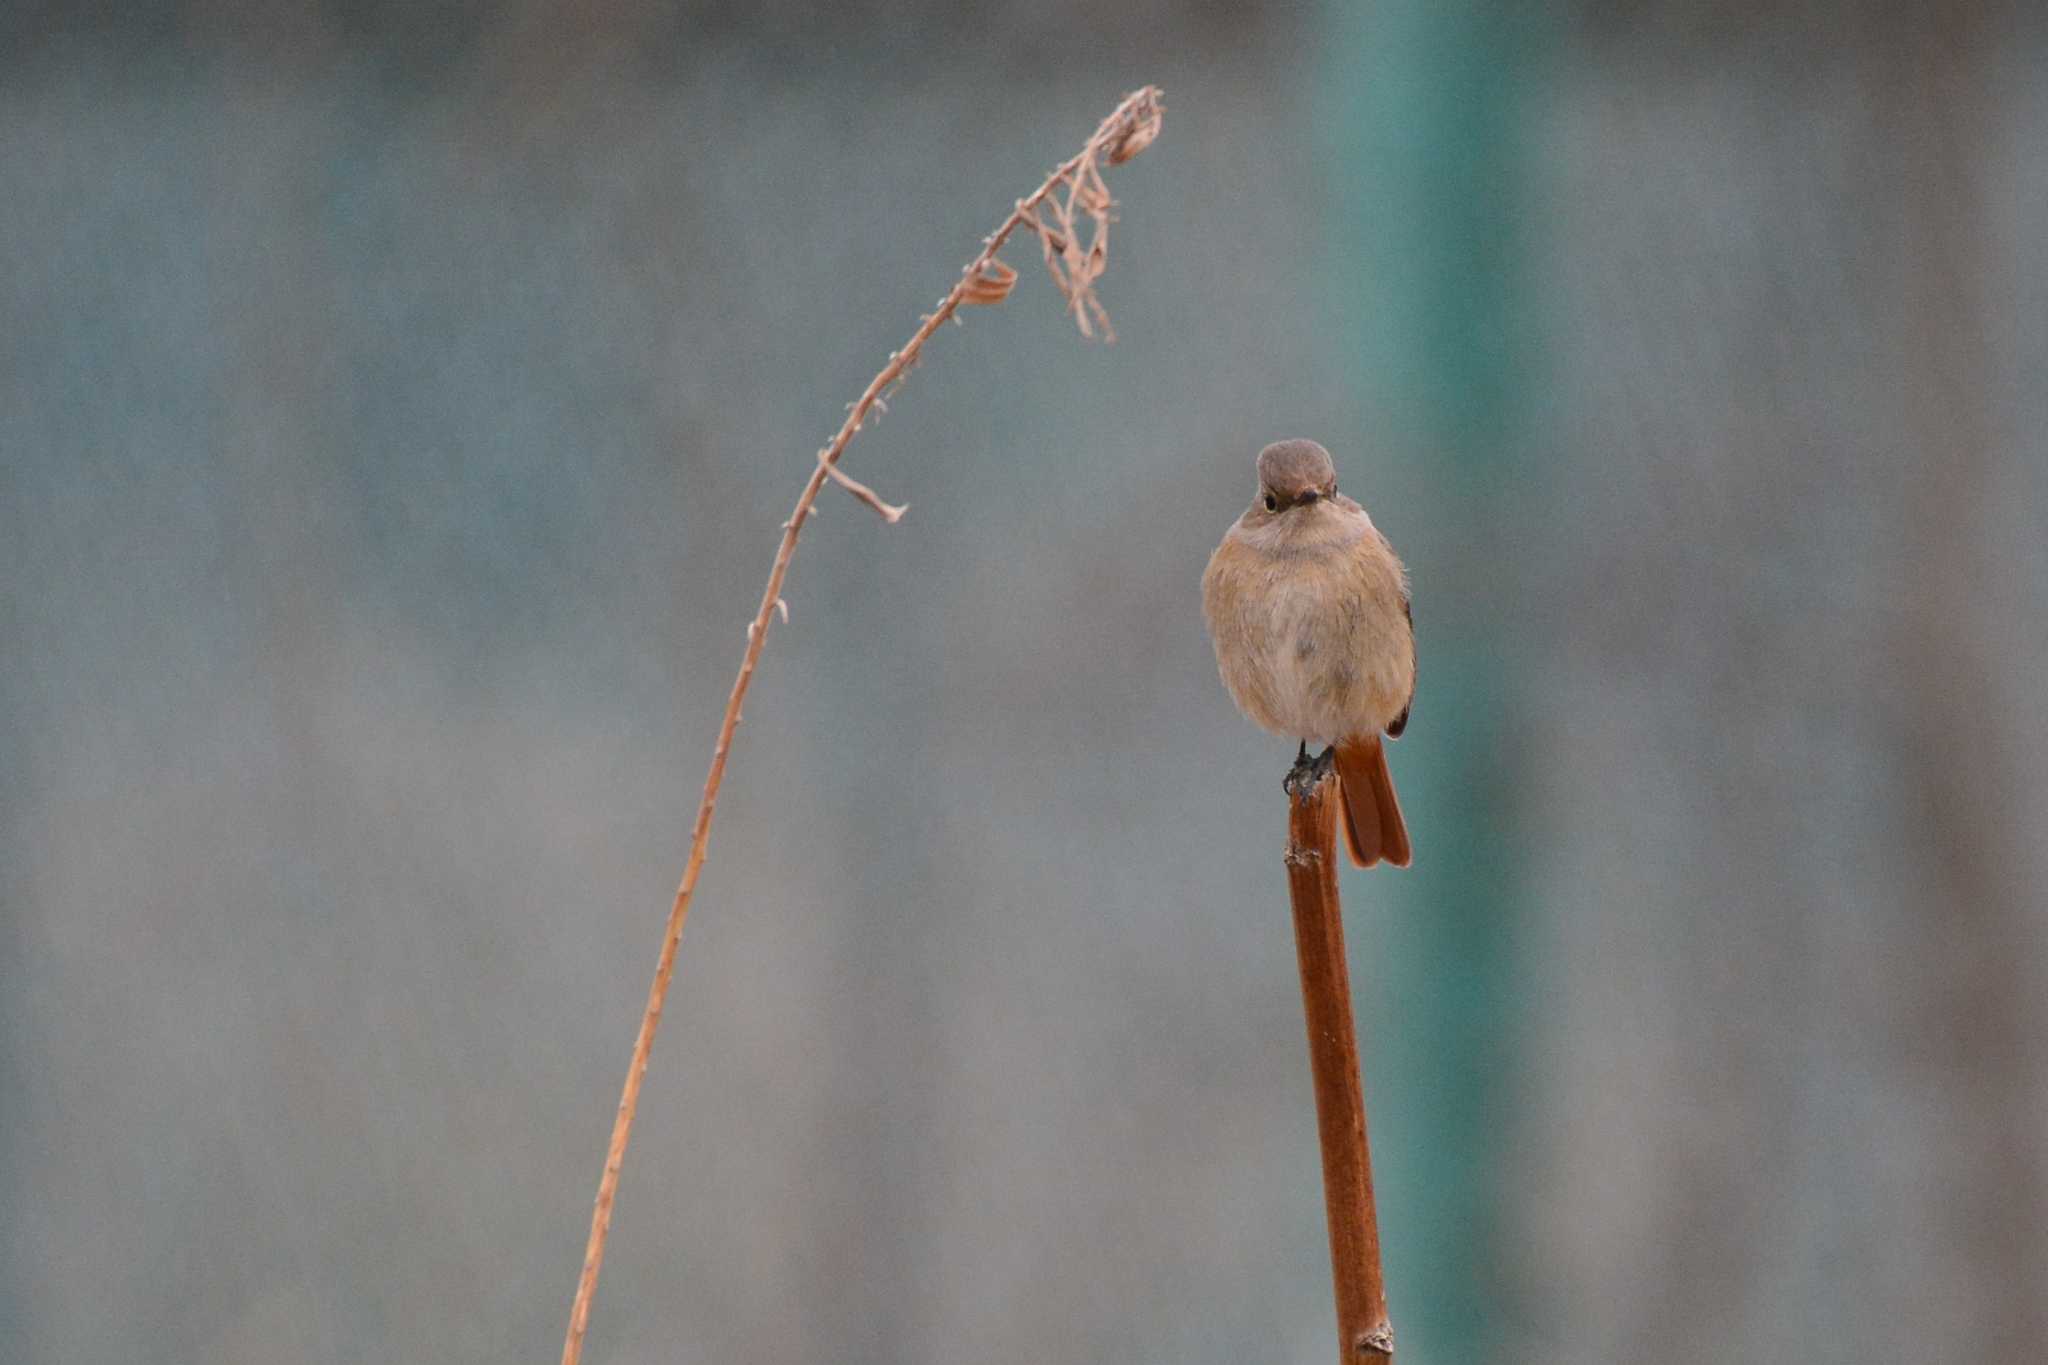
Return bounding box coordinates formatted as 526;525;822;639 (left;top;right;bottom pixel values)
960;257;1018;305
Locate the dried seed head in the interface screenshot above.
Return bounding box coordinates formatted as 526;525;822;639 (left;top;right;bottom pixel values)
1105;88;1164;165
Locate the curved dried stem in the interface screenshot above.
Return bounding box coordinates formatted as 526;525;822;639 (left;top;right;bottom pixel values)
560;84;1164;1365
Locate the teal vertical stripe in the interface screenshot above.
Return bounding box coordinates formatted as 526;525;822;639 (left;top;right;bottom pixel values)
1321;5;1549;1362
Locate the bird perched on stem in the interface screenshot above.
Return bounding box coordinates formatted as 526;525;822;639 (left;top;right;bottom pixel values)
1202;439;1414;868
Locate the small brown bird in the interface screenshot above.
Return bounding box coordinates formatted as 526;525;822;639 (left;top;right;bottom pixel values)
1201;439;1414;867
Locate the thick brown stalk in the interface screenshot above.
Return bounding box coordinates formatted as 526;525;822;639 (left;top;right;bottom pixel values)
1283;759;1394;1362
560;85;1164;1365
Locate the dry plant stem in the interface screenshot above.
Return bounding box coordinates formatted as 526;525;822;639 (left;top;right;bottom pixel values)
1284;760;1394;1362
561;84;1164;1365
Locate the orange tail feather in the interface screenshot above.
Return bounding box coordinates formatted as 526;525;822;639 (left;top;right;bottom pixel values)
1335;736;1411;869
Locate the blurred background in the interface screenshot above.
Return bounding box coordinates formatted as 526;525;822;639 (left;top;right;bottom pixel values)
6;3;2047;1362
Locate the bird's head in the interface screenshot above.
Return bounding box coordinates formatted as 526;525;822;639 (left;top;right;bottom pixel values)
1252;439;1339;515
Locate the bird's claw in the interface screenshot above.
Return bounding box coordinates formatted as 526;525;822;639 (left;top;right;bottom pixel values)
1283;743;1338;803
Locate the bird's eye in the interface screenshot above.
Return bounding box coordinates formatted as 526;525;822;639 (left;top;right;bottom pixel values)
1263;492;1278;512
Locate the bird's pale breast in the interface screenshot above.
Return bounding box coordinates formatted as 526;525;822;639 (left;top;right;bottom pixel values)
1201;503;1412;745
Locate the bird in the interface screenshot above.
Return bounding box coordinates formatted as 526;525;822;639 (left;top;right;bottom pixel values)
1201;439;1414;868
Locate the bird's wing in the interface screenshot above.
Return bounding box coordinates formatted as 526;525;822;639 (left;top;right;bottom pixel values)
1387;592;1413;739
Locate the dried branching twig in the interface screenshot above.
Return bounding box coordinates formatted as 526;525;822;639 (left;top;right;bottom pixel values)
560;85;1164;1365
1283;758;1395;1363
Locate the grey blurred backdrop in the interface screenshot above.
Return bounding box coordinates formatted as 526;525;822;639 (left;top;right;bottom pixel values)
6;3;2048;1363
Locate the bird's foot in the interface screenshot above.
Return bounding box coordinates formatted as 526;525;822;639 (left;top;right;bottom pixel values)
1283;743;1338;802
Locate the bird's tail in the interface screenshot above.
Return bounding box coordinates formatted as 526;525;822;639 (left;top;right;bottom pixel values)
1335;735;1411;869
